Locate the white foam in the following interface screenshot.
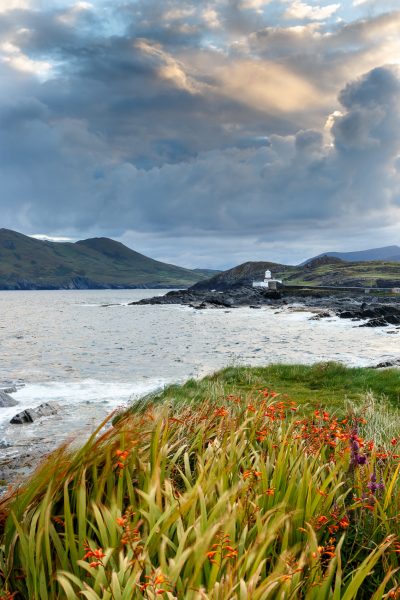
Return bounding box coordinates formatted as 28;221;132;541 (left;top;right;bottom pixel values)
0;378;168;429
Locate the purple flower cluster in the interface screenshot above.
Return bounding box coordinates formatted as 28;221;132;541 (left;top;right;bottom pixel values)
367;471;384;495
350;429;367;468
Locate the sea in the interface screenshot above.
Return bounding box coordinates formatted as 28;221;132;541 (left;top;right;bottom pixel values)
0;289;399;462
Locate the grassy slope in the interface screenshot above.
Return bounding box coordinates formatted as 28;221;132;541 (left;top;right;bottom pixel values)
140;362;400;414
0;230;205;287
1;364;400;599
284;261;400;287
194;259;400;290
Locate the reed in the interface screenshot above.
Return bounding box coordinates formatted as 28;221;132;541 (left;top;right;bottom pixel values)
0;374;399;599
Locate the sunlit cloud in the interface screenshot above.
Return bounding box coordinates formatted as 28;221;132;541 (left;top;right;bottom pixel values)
0;41;52;78
0;0;30;13
283;1;341;21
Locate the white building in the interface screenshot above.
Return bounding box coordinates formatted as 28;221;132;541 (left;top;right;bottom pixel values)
252;270;282;290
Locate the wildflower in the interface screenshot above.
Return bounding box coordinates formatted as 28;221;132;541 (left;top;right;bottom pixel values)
367;471;384;495
265;488;275;496
140;571;171;594
215;407;228;417
338;516;350;529
116;449;129;459
243;469;262;480
83;547;106;561
88;561;102;568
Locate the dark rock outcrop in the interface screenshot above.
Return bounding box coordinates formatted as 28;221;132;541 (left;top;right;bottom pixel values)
10;402;60;424
372;359;400;369
131;285;282;308
0;390;18;407
337;304;400;327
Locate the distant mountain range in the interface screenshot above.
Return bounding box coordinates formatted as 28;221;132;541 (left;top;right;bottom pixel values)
0;229;211;290
1;230;400;290
304;245;400;264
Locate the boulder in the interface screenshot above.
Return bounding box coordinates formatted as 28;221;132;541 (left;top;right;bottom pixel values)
2;386;17;394
372;359;400;369
0;390;18;408
10;402;60;424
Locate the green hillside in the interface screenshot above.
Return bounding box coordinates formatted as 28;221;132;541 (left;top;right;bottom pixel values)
285;256;400;287
0;229;207;289
193;255;400;290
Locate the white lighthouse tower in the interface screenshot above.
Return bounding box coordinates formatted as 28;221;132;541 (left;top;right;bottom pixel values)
252;270;282;290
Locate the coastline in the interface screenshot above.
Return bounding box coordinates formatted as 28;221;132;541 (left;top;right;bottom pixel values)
132;285;400;328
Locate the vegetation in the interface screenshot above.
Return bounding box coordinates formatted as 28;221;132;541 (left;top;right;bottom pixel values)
193;257;400;291
0;229;208;289
1;363;400;599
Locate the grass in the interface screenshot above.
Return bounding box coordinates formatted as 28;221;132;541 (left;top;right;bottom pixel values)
0;363;400;599
130;363;400;417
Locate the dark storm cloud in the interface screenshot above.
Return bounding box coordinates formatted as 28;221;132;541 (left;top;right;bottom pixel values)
0;0;400;266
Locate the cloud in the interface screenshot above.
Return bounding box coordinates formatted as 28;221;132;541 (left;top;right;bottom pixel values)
2;64;399;264
134;38;202;94
283;1;341;21
0;40;52;77
0;0;30;13
240;0;272;12
0;1;400;266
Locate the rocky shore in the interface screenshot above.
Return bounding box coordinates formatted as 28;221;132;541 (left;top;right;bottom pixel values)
131;285;400;328
0;393;62;493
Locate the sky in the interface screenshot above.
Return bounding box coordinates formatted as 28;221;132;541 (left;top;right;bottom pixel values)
0;0;400;268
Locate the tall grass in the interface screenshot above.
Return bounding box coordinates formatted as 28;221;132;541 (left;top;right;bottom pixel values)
0;380;399;599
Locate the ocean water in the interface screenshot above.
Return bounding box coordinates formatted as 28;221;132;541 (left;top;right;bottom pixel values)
0;289;399;458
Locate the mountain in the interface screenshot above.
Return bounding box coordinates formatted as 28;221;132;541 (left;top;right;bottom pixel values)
192;255;400;290
0;229;209;290
304;246;400;264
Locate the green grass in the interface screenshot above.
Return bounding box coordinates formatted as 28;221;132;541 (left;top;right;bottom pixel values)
129;363;400;417
281;261;400;287
1;364;400;599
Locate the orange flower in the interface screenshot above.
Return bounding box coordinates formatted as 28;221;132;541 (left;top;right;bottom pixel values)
215;407;228;417
116;449;129;460
265;488;275;496
339;516;349;529
89;561;102;568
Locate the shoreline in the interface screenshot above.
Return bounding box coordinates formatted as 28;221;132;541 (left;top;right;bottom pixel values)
132;285;400;328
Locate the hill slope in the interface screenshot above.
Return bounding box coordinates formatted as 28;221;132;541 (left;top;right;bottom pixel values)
191;261;296;290
0;229;208;289
192;256;400;290
306;245;400;263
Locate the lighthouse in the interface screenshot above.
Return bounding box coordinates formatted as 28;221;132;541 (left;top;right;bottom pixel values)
252;270;282;290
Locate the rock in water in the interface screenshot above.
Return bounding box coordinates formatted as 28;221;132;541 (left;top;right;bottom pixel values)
0;390;18;407
2;386;17;394
10;402;60;424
